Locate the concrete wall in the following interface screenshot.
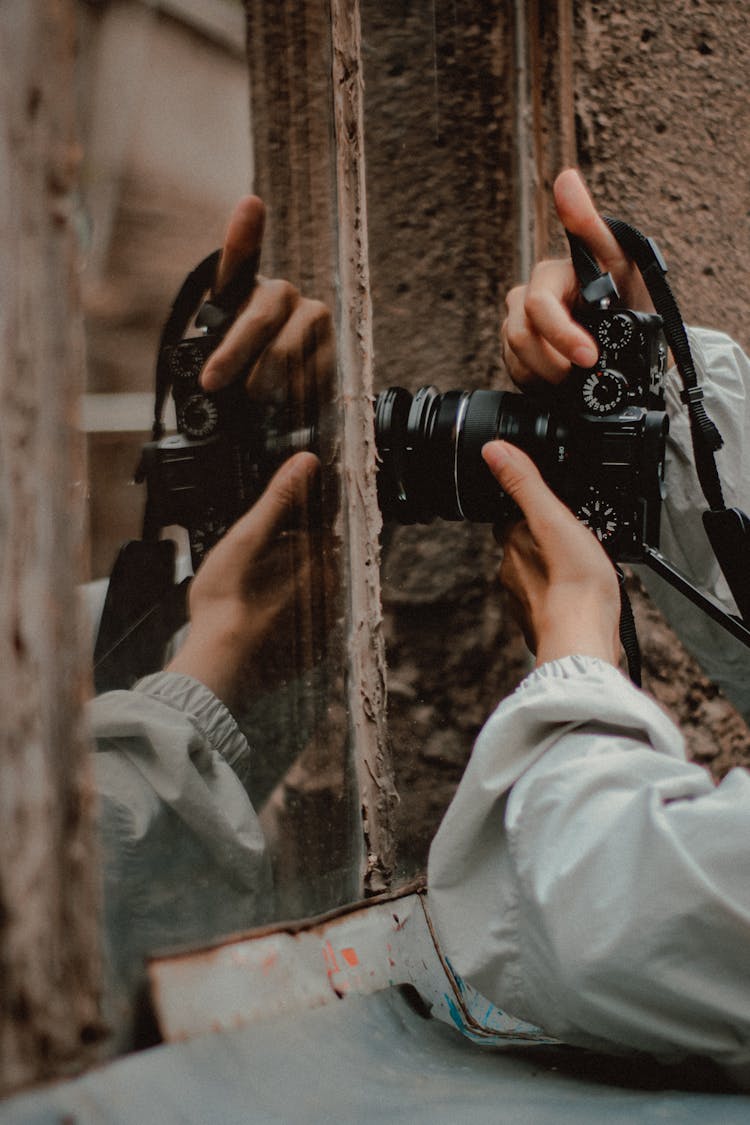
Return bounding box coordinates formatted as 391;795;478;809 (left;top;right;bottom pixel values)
571;0;749;344
358;0;750;874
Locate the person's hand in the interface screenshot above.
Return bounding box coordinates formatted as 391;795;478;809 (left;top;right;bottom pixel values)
163;198;339;711
199;196;335;426
166;451;335;712
502;168;654;392
482;440;621;668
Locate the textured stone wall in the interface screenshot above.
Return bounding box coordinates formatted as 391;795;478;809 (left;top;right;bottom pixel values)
360;1;527;873
570;0;750;343
360;0;750;874
0;0;103;1094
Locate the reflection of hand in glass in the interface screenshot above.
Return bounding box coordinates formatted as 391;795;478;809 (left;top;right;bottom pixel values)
167;196;338;711
166;450;334;712
200;196;335;430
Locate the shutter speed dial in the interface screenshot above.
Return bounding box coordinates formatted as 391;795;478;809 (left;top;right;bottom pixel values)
581;369;629;414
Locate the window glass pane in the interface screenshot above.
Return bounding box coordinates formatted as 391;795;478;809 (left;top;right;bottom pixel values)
76;0;360;1048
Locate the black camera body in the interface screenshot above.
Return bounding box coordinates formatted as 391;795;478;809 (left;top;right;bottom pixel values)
138;283;668;568
375;303;669;563
108;233;750;688
137;332;305;567
564;306;667;414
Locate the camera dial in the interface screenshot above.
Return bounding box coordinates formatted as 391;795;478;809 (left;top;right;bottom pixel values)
191;514;230;561
180;394;220;439
598;314;634;354
575;486;619;544
169;342;207;381
581;369;629;414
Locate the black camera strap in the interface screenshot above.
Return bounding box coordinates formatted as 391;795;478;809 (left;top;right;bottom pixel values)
95;250;229;690
93;540;189;693
96;247;262;690
151;249;221;440
151;247;259;441
615;566;642;687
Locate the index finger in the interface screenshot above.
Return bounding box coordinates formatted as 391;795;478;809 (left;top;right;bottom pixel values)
482;440;579;549
231;452;321;548
521;258;600;370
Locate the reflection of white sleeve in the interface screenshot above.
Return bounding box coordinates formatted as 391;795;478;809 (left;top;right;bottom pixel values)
635;327;750;719
428;656;750;1080
89;672;273;1048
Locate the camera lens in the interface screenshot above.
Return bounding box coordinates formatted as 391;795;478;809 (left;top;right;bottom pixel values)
375;386;568;524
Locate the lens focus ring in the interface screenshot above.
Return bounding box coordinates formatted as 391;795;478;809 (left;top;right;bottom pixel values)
456;391;506;521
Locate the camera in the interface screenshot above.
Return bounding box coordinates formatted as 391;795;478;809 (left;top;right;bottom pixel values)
137;265;669;568
375;304;669;562
107;233;750;691
137;331;315;567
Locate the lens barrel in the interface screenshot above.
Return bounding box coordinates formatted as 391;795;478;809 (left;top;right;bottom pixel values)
375;386;566;524
374;383;666;559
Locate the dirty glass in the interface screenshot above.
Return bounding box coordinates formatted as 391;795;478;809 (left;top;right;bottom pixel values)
75;1;359;1044
361;1;533;877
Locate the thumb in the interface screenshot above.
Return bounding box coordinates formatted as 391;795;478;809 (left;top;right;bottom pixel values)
482;441;572;543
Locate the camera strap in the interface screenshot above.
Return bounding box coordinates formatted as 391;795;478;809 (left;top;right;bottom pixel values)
151;247;259;441
615;567;642;687
568;221;750;625
93;540;189;693
95;252;222;689
151;249;221;441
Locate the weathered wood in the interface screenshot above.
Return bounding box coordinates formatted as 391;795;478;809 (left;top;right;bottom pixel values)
330;0;397;894
0;0;102;1095
245;0;397;903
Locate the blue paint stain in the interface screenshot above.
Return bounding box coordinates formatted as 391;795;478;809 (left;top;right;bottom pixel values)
444;994;466;1033
444;958;465;995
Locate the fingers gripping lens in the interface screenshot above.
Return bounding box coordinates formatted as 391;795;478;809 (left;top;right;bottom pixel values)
374;385;667;563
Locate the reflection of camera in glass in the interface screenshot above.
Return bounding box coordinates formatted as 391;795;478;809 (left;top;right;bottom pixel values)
137;332;315;568
375;307;669;562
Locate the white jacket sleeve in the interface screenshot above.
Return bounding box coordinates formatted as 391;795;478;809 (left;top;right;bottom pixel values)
89;672;273;1047
636;327;750;719
427;655;750;1077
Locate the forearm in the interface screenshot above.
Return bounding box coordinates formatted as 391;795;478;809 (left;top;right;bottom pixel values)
533;594;620;668
164;630;252;716
428;657;750;1072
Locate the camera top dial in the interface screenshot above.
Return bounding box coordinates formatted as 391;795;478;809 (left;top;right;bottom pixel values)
180;393;220;439
581;369;629;414
597;313;634;354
